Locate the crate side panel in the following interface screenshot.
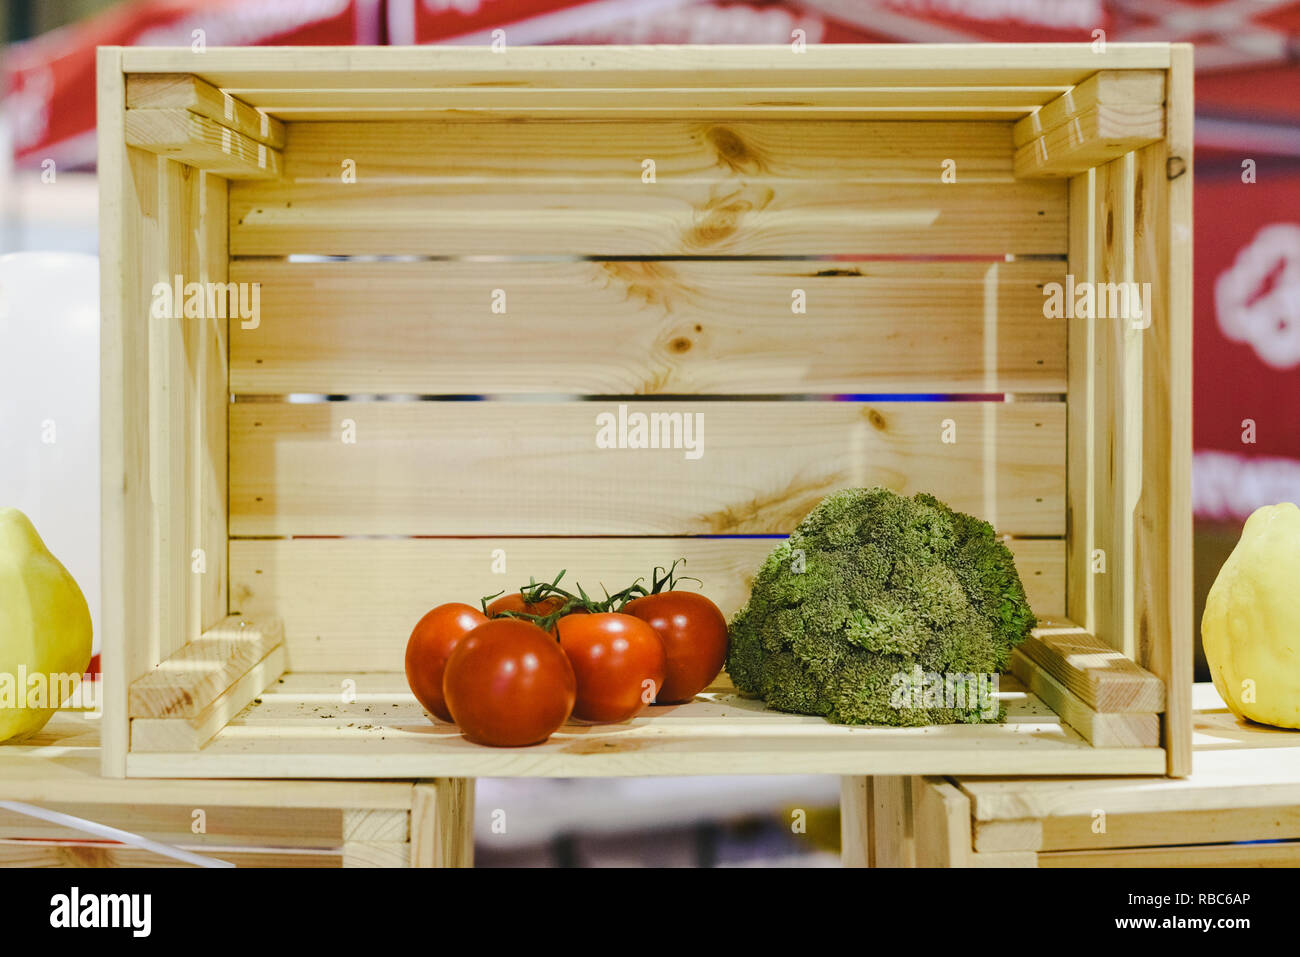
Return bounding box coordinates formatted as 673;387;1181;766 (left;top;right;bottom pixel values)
153;163;231;659
1133;49;1194;777
1065;171;1096;635
229;120;1066;256
229;260;1066;396
230;537;1064;672
1090;154;1141;659
227;401;1065;537
99;46;156;774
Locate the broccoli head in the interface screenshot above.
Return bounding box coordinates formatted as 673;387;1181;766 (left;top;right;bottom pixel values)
726;487;1035;726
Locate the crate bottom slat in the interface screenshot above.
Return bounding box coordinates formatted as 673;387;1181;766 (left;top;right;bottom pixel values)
125;671;1165;778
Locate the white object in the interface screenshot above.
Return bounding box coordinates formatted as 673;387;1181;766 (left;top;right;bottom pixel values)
0;801;233;868
0;252;101;658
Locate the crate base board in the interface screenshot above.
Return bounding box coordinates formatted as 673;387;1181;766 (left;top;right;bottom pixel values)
123;671;1165;779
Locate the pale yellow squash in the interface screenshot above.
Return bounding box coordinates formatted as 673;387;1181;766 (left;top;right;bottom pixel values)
0;508;94;743
1202;502;1300;730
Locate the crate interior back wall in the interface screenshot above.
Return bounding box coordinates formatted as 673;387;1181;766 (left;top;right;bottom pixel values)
98;45;1192;779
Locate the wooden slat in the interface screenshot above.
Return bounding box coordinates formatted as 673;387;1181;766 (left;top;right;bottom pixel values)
1014;104;1163;178
230;537;1063;673
911;776;970;867
1091;155;1141;659
1012;71;1165;147
839;777;871;867
0;715;413;808
232;86;1064;122
870;776;915;867
1040;804;1300;852
172;169;230;652
343;841;411;868
1010;649;1159;747
1038;842;1300;868
1133;47;1194;778
0;802;346;848
116;44;1173;89
126;109;282;179
342;808;409;843
274;119;1021;181
0;839;345;868
123;672;1167;779
130;644;286;751
126;74;286;148
1065;171;1095;637
128;616;283;719
229;260;1067;395
228;401;1066;538
410;781;475;868
230;120;1065;256
98;46;161;775
972;818;1042;853
1019;623;1165;713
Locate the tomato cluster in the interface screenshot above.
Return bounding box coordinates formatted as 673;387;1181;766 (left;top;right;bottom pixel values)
404;564;729;747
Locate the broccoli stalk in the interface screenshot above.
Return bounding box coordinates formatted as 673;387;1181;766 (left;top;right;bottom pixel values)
726;487;1035;726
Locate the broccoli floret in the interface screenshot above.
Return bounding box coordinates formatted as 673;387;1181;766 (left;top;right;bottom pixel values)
725;487;1034;726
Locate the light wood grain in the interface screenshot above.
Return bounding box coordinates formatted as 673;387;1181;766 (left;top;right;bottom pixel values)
1038;842;1300;868
97;48;150;777
0;715;412;808
0;802;346;849
1040;804;1300;852
1012;70;1165;147
230;119;1064;256
342;841;411;868
870;776;915;867
839;777;871;867
228;259;1067;395
116;44;1172;90
126;74;286;148
1020;624;1165;713
128;616;283;719
1132;46;1195;778
1091;155;1142;661
230;536;1064;673
123;671;1166;779
912;776;970;867
411;781;475;868
972;818;1042;853
0;839;343;868
1010;648;1159;747
126;108;282;179
1065;170;1095;638
1014;104;1164;178
229;85;1065;121
228;401;1066;538
130;644;286;751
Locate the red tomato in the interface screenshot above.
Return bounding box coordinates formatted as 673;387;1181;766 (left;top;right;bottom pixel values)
442;619;576;747
557;612;666;723
624;591;728;704
485;592;568;630
405;602;488;722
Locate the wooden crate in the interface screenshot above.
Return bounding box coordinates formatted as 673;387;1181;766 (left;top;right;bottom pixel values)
0;713;472;867
867;685;1300;867
98;44;1192;781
